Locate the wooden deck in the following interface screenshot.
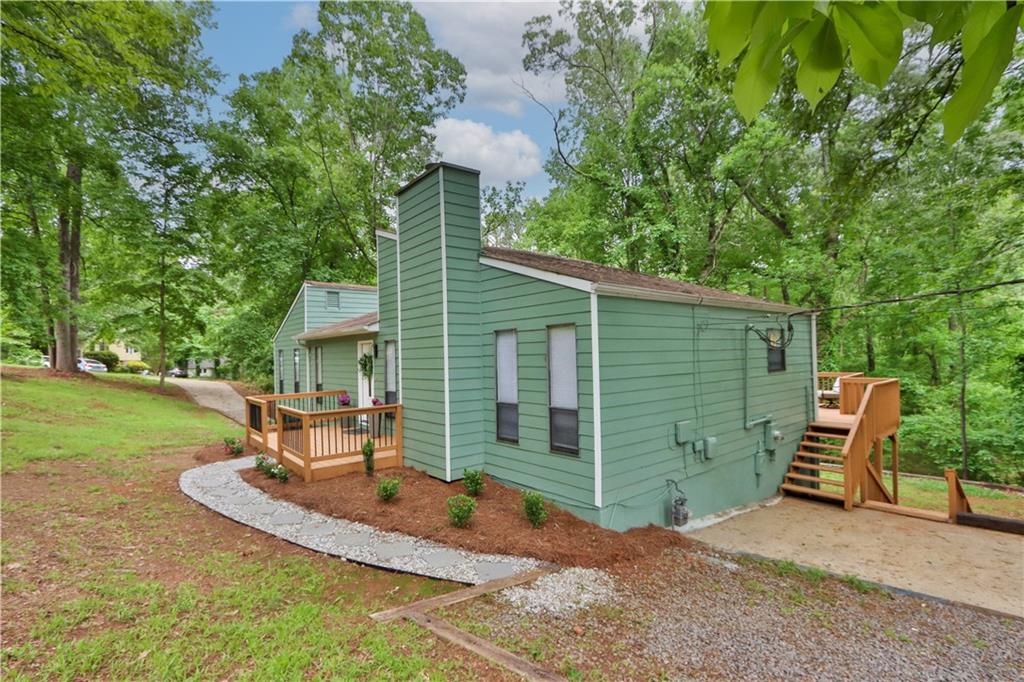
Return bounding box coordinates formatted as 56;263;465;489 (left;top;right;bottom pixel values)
244;391;403;482
815;407;856;429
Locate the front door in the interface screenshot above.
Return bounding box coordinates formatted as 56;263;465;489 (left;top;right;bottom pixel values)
357;340;374;407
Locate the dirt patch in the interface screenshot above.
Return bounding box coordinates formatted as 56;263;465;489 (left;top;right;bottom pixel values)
223;379;265;398
240;467;687;568
191;442;262;465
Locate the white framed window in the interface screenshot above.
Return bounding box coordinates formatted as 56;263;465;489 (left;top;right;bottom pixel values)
495;330;518;443
767;328;786;373
292;348;300;393
314;346;323;390
547;324;578;455
384;341;397;404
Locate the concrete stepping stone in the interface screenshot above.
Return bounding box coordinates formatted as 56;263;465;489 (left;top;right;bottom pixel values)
476;561;521;582
375;541;417;560
268;510;305;526
334;532;373;547
422;549;466;569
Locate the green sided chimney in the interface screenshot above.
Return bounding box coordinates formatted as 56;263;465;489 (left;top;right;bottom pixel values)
394;162;484;481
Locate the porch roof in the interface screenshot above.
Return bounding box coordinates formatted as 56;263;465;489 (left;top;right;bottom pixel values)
295;312;379;342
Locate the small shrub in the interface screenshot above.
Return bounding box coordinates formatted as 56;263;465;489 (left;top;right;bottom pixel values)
446;494;476;528
223;436;244;456
125;360;150;374
462;469;485;497
361;438;374;475
523;491;548;528
88;350;120;371
269;464;290;482
376;477;401;502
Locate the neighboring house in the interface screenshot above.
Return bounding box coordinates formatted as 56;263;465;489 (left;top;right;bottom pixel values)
271;162;816;531
186;357;228;378
273;281;377;396
90;340;142;364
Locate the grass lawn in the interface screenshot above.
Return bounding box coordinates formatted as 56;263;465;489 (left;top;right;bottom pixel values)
0;369;507;680
819;469;1024;520
1;370;238;472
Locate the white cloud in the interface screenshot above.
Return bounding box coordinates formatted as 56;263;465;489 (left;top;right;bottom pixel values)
431;118;542;184
286;3;318;30
416;2;566;115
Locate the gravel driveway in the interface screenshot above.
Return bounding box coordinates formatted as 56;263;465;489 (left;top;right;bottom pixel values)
167;377;246;424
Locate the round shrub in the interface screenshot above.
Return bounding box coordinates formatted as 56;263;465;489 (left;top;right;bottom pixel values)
376;477;401;502
446;494;477;528
88;350;120;371
125;360;151;374
522;491;548;528
462;468;485;497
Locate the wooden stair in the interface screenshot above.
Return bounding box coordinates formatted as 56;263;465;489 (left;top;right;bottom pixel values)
780;421;851;504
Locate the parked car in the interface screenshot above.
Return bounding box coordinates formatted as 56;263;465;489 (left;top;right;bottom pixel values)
164;367;187;378
40;355;50;369
78;358;108;373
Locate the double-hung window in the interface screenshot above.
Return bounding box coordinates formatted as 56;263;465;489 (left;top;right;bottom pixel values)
277;349;284;393
384;341;397;405
495;330;518;443
767;328;786;373
292;348;301;393
548;325;579;455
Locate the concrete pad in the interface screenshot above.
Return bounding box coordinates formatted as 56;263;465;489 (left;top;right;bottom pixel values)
690;497;1024;617
268;510;305;526
333;532;372;547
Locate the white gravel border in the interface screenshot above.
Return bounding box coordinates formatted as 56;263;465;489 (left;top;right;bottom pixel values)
180;457;541;585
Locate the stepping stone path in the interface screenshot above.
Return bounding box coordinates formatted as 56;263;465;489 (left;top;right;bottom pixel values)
180;457;542;585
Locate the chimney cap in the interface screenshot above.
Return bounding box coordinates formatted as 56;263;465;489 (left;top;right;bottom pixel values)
395;161;480;196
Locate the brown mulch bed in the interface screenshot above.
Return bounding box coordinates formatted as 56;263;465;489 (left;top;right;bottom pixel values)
223;379;266;398
241;466;688;568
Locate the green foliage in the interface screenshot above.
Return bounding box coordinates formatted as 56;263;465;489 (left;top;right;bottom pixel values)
446;494;477;528
462;469;485;497
358;353;374;380
522;491;548;528
255;453;289;482
376;477;401;502
124;360;150;374
223;437;244;456
361;439;375;476
88;350;120;372
704;0;1023;141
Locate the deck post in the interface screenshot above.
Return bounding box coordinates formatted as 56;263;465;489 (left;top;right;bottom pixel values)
275;411;284;465
890;434;899;505
394;405;403;468
260;399;270;452
302;413;312;483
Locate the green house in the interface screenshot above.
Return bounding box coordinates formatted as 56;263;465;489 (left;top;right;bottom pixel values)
273;162;818;530
272;281;377;400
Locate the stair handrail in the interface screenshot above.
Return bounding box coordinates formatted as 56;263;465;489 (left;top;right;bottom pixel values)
840;378;900;510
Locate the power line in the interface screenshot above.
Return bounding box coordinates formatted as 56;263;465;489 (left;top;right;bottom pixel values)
795;278;1024;316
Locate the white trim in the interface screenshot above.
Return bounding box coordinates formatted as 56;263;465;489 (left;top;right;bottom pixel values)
810;312;819;421
272;283;307;342
356;339;375;407
439;166;452;481
479;256;593;292
593;282;798;314
303;289;309;390
590;291;603;508
375;229;397;241
396;208;403;403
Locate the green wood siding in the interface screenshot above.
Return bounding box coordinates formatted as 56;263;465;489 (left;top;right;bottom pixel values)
273;287;307;393
443;168;484;475
272;283;378;396
479;267;596;517
596;296;814;530
376;235;400;402
396;172;447;478
305;286;376;330
308;335;375;399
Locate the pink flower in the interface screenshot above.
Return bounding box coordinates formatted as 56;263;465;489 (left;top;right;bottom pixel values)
338;394;351;406
371;397;383;406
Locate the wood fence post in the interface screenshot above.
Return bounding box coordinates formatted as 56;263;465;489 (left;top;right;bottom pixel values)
890;434;899;505
302;414;312;483
275;411;284;465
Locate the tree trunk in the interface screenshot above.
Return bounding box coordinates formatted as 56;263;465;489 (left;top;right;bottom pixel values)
55;161;82;372
865;324;876;373
957;309;969;479
158;263;167;389
28;194;56;366
925;345;941;386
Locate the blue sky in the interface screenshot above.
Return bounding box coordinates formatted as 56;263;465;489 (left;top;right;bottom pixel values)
201;1;566;197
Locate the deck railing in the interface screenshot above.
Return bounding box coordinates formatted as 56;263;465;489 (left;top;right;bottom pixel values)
275;403;403;482
839;378;900;510
244;389;350;450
